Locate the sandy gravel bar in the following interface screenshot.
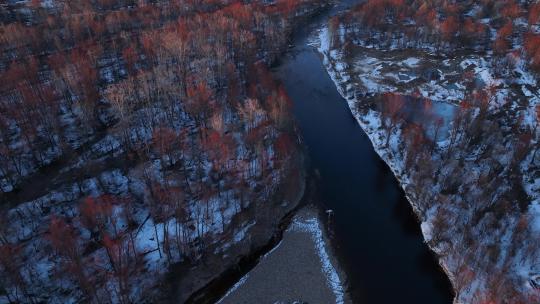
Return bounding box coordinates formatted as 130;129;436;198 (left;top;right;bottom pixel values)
217;206;351;304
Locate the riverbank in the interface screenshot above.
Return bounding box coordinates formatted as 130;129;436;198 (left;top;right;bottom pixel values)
316;6;540;301
166;3;342;303
164;153;306;303
217;206;351;304
315;23;460;302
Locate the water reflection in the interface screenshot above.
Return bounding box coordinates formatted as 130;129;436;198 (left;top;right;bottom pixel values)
405;98;456;141
380;95;457;141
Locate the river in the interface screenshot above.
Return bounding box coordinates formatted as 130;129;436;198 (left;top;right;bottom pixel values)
272;1;454;303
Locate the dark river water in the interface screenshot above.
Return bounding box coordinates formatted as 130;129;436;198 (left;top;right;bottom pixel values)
273;1;454;303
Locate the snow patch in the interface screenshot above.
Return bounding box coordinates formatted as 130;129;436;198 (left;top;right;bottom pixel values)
290;217;345;304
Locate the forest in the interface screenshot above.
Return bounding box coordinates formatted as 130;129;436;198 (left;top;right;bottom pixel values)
5;0;540;303
0;0;323;303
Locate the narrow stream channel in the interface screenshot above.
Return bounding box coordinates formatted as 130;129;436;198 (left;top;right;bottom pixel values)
273;1;454;303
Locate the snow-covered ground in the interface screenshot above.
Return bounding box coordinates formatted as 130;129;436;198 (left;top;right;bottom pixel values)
316;18;540;303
